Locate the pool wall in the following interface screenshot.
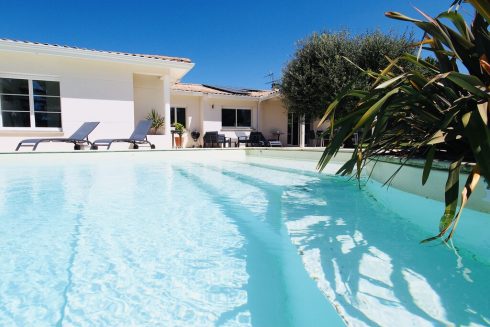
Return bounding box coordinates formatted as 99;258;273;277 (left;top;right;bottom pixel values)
245;148;490;259
364;157;490;260
244;148;489;213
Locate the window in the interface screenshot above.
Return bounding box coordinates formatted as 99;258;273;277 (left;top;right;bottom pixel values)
0;78;61;128
170;107;186;127
221;108;251;128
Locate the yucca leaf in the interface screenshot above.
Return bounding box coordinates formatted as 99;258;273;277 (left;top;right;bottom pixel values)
478;102;488;125
356;150;363;186
428;72;488;98
480;56;490;75
412;7;457;52
440;25;483;75
462;107;490;181
421;157;462;243
429;39;456;73
422;146;435;185
385;11;422;23
468;0;490;22
440;158;462;233
375;74;406;89
438;11;473;40
342;56;379;80
445;165;481;241
352;88;400;131
318;97;341;128
336;156;357;176
408;72;430;90
415;22;454;51
317;89;368;127
373;57;400;87
318;121;354;172
402;54;440;74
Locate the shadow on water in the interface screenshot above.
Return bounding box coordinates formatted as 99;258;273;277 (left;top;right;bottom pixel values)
174;164;340;327
278;169;490;326
205;161;490;326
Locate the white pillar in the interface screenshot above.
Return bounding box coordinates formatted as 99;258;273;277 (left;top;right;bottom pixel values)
162;75;171;135
199;96;206;146
299;114;306;148
256;101;260;131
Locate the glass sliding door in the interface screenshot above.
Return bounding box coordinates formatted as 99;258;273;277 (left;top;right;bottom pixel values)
287;113;299;145
287;113;311;146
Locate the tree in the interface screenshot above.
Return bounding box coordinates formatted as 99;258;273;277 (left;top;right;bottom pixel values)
317;0;490;242
280;30;414;119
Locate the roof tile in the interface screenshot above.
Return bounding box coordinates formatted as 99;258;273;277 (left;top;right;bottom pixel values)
172;83;277;98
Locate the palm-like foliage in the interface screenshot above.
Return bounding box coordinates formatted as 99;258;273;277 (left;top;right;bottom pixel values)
318;0;489;242
147;109;165;133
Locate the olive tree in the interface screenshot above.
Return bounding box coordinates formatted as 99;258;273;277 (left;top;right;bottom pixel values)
281;30;414;119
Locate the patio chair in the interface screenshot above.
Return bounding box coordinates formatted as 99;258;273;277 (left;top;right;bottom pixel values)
203;131;219;147
236;131;249;147
203;131;230;148
91;120;155;150
248;132;269;147
217;134;231;147
15;122;100;151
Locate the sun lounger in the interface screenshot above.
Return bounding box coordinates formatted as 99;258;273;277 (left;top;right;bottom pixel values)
91;120;155;150
248;132;283;147
268;140;282;147
15;122;100;151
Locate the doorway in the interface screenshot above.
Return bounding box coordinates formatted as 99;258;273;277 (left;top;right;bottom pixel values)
287;113;299;145
287;113;310;146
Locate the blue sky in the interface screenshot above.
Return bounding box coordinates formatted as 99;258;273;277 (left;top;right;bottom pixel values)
0;0;465;89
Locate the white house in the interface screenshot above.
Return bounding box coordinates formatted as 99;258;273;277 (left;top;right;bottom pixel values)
0;38;312;151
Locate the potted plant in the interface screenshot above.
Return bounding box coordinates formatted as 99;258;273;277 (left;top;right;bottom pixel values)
174;122;185;148
146;109;165;135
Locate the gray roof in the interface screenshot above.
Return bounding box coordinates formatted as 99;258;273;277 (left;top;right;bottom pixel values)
172;83;279;98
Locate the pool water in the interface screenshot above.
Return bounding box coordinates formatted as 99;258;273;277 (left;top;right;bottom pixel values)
0;156;488;326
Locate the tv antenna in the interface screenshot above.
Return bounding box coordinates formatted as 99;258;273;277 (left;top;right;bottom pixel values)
265;71;275;84
264;71;279;89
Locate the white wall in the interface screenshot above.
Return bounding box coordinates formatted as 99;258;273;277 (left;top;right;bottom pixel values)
259;97;288;144
0;51;171;151
202;97;259;142
133;74;164;129
170;94;201;147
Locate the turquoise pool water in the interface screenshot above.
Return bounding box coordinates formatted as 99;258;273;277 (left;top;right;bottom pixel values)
0;156;488;326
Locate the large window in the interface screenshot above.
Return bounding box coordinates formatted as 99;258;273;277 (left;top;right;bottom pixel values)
0;78;61;128
221;108;251;128
170;107;186;127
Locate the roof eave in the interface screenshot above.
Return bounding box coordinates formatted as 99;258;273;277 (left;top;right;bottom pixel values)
259;92;281;101
0;39;194;70
172;89;261;101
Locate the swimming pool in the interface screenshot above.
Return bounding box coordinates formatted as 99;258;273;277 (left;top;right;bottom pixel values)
0;153;488;326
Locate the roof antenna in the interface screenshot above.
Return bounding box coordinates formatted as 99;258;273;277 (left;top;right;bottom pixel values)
264;71;278;90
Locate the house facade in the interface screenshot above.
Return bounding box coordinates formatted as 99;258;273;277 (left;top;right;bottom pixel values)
0;38;311;151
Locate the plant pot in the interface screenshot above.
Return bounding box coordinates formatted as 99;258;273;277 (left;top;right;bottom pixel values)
150;127;162;135
175;136;182;148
